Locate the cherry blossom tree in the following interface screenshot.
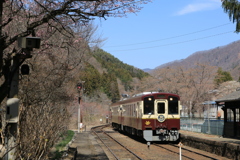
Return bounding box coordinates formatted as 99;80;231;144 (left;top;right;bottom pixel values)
0;0;152;104
0;0;152;158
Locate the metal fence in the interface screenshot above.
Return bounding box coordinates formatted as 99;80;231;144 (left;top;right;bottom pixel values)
180;117;224;136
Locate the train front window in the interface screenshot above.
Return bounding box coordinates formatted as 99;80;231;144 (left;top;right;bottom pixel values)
144;96;154;115
168;96;179;114
144;104;154;114
157;103;165;114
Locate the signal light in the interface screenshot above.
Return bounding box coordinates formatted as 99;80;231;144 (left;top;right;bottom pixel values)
77;83;82;90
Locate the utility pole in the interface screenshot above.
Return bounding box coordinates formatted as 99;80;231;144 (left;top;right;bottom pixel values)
1;2;42;159
78;92;81;133
0;1;14;159
77;81;85;133
77;83;82;133
5;55;20;160
4;37;41;159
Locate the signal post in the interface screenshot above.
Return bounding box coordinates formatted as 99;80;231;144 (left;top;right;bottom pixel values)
77;82;84;133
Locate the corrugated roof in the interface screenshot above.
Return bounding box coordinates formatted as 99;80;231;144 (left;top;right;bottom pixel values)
215;90;240;102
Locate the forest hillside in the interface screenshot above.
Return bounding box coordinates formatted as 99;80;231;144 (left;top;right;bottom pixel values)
156;40;240;80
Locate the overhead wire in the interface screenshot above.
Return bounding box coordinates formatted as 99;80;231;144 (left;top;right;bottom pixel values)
103;23;234;52
105;23;231;48
108;30;234;52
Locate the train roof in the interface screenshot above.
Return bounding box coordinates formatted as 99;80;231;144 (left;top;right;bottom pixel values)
110;92;180;107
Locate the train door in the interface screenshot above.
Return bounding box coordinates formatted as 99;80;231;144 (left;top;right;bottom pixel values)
118;106;123;130
133;104;136;128
137;102;141;118
136;102;141;130
156;100;167;123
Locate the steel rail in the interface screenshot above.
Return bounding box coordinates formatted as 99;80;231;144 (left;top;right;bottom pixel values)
103;130;143;160
92;127;119;159
153;143;218;160
92;125;143;160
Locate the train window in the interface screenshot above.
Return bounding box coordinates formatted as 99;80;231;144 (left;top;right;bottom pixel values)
144;96;155;115
168;96;178;114
144;104;154;114
157;103;165;114
133;104;136;117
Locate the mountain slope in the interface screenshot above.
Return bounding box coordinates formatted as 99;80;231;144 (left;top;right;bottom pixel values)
156;40;240;80
82;48;149;101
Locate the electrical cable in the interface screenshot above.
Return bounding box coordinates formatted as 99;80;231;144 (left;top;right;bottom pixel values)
104;23;232;48
107;30;234;52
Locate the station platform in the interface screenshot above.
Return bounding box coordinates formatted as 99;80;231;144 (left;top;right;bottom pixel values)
63;126;108;160
69;131;108;160
180;130;240;160
64;127;240;160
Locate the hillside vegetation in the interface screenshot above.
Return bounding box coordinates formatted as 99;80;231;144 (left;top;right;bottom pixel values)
156;40;240;80
91;48;149;95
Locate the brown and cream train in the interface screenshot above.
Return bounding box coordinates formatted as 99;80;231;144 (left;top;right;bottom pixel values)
110;92;182;142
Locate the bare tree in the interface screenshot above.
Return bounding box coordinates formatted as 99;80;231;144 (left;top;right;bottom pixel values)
12;26;89;159
179;64;216;117
0;0;152;158
0;0;152;104
144;64;217;117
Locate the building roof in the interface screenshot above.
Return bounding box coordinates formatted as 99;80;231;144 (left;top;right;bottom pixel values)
215;90;240;102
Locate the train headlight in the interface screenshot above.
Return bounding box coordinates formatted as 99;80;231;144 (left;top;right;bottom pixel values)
158;115;165;122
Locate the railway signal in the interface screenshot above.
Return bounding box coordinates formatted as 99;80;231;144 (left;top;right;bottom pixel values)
77;83;82;90
76;81;85;133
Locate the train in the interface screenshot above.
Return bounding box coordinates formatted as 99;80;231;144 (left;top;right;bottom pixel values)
110;91;182;142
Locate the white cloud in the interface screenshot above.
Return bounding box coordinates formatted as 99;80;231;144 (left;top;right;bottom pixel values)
175;1;221;16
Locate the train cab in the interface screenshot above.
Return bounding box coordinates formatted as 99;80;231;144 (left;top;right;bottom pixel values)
142;95;181;141
111;92;181;142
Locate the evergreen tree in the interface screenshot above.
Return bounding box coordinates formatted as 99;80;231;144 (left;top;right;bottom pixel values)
92;48;149;92
214;67;233;86
80;62;101;96
101;72;120;102
222;0;240;32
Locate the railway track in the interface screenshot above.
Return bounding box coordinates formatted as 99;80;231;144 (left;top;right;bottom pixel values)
91;125;230;160
153;143;228;160
91;125;143;160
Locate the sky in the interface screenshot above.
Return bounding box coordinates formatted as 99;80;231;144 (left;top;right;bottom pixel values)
94;0;240;70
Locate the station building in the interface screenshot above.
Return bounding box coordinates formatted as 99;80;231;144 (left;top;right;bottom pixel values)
215;89;240;138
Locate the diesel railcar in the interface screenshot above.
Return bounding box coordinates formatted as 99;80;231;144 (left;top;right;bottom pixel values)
110;92;182;142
